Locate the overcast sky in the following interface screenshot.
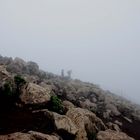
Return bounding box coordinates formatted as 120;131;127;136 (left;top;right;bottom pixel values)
0;0;140;104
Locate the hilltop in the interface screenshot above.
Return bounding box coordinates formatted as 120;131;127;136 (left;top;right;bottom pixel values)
0;55;140;140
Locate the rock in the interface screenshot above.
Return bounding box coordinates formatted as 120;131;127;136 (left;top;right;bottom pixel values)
62;100;75;111
79;99;97;111
52;112;78;135
20;83;51;104
33;109;78;136
39;82;52;89
66;108;106;140
66;93;76;102
6;57;27;74
0;65;11;82
24;75;40;84
103;110;111;119
26;61;39;75
97;129;135;140
91;97;97;103
0;132;31;140
28;131;60;140
114;120;123;126
14;57;26;66
105;103;121;116
106;122;121;132
0;131;60;140
0;56;13;65
0;65;13;91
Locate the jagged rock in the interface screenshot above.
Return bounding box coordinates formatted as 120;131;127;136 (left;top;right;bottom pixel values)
0;65;11;82
114;120;123;126
79;99;97;111
20;83;51;104
103;110;112;119
0;132;31;140
62;100;75;111
91;97;97;103
0;56;13;65
24;75;40;84
33;109;78;136
14;57;26;66
39;82;53;95
53;113;78;136
0;56;140;140
28;131;60;140
106;122;121;132
6;57;27;74
26;61;39;75
66;108;107;140
105;103;121;116
0;65;13;91
97;129;135;140
0;131;60;140
66;93;76;102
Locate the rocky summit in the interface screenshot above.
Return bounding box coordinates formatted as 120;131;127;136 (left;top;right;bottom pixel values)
0;55;140;140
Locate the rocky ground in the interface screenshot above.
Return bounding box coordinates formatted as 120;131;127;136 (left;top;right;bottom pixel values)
0;55;140;140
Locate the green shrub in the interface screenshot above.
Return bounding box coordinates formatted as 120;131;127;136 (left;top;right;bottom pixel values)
3;82;13;96
14;75;26;94
50;95;63;113
14;75;26;87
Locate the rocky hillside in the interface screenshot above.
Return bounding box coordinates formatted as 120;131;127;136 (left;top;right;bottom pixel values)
0;55;140;140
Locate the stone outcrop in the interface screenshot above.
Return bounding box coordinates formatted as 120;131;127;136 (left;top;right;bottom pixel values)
62;100;75;111
105;103;121;116
28;131;60;140
52;112;78;135
97;129;135;140
0;131;60;140
106;122;121;132
20;83;51;104
0;56;139;140
79;99;97;111
33;109;78;136
0;65;11;84
66;108;106;140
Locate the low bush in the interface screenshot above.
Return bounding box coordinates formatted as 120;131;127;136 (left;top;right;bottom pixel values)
49;95;63;114
14;75;26;94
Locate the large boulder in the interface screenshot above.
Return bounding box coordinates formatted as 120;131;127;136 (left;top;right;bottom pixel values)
20;83;51;104
33;109;78;137
0;132;31;140
97;129;135;140
0;65;11;83
66;108;107;140
106;122;121;132
62;100;75;111
26;61;39;75
105;103;121;117
0;65;13;91
6;57;27;74
28;131;60;140
0;131;60;140
79;99;97;111
52;112;78;136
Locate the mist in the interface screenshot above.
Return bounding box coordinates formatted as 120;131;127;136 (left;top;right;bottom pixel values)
0;0;140;104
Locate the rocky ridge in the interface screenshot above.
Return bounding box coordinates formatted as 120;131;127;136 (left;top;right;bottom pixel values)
0;55;140;140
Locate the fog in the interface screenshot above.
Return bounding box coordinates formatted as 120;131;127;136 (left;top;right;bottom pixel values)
0;0;140;104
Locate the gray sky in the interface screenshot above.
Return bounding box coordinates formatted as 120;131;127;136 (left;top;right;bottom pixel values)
0;0;140;103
